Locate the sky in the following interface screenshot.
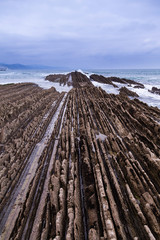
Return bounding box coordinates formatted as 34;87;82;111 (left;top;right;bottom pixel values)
0;0;160;69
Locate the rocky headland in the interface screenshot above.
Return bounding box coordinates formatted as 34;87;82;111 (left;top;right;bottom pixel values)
0;75;160;240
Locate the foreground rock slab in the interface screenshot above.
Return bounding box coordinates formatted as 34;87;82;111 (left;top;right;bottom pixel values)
0;83;160;240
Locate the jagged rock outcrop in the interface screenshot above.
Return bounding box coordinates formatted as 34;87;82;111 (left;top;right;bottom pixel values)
90;74;118;87
134;85;145;89
45;71;93;88
149;87;160;95
70;71;92;87
46;72;145;90
45;74;66;82
90;75;144;88
108;76;144;87
119;86;139;97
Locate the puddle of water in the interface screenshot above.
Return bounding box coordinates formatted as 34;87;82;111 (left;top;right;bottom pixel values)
96;132;107;141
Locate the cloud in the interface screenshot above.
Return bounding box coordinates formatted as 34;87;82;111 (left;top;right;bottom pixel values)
0;0;160;67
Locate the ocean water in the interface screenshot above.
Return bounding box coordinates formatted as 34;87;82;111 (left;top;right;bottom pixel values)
0;69;72;92
0;68;160;108
89;69;160;109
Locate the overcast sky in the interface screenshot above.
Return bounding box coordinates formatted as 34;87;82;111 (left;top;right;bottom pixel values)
0;0;160;68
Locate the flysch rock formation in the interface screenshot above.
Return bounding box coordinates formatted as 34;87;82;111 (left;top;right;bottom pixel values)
90;74;143;88
46;71;93;88
0;83;65;231
46;71;145;90
0;79;160;240
107;76;145;88
119;86;139;97
90;74;118;87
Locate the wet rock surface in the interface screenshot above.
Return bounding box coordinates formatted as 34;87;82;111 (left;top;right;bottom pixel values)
45;71;93;88
0;82;160;240
119;86;139;97
90;75;144;88
111;76;144;86
149;87;160;95
90;74;118;87
46;72;144;89
45;74;66;83
134;85;145;89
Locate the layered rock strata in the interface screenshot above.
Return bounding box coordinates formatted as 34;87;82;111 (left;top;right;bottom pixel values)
46;71;93;88
108;76;144;87
0;83;64;211
90;74;118;87
45;87;160;240
0;83;160;240
119;86;139;97
46;72;144;89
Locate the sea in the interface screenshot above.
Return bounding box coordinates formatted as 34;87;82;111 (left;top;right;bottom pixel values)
0;68;160;109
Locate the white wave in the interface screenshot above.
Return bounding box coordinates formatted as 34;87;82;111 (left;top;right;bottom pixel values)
0;77;72;93
68;74;72;83
40;81;72;92
92;81;119;95
0;71;15;76
77;69;90;78
92;81;160;109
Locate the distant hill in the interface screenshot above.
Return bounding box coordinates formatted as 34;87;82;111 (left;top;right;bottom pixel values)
0;63;32;70
0;63;66;70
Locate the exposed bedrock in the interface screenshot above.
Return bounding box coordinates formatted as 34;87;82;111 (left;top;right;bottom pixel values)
0;83;64;209
106;76;145;87
119;86;139;97
46;72;145;90
0;83;160;240
134;85;145;89
46;86;160;239
45;71;93;88
90;74;118;87
90;75;144;88
45;74;66;82
149;87;160;95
